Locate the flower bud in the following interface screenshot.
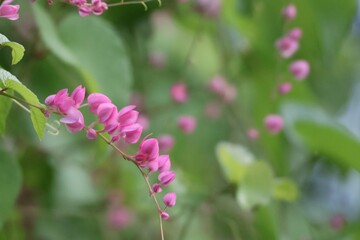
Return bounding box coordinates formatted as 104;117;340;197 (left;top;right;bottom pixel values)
177;115;196;134
264;114;284;134
170;82;188;103
289;60;310;80
163;192;176;208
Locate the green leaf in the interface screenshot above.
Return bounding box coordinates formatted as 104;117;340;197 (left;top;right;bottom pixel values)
216;142;255;184
0;89;12;135
295;120;360;171
0;69;46;140
272;178;299;202
0;148;21;228
32;5;133;106
0;33;25;65
236;161;274;209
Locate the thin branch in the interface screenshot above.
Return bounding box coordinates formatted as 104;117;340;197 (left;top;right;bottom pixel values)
0;89;46;111
107;0;154;9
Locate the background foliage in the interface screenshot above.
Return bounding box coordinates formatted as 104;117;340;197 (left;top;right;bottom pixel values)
1;0;360;239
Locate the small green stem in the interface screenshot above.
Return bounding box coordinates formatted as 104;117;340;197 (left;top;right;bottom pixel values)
108;0;155;8
0;89;46;111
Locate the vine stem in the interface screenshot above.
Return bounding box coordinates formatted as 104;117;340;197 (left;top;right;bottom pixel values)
1;93;165;240
107;0;157;8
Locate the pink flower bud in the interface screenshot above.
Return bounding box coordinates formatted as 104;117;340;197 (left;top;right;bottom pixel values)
163;192;176;208
158;171;176;187
160;211;170;220
278;82;292;95
60;107;85;133
158;155;171;172
247;128;259;140
288;28;302;41
264;114;284;134
137;115;149;130
170;82;188;103
87;93;111;114
0;0;19;20
111;134;121;142
289;60;310;80
71;85;85;108
222;84;237;103
275;36;299;58
86;128;98;140
177;115;196;134
136;138;159;162
208;75;227;94
282;4;296;21
152;183;162;193
148;52;166;69
158;135;175;152
78;6;92;17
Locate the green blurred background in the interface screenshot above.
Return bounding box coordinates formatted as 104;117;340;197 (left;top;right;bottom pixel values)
1;0;360;239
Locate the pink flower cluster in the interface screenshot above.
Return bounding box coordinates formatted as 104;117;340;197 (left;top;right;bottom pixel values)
208;75;237;103
69;0;108;16
0;0;19;20
45;85;177;220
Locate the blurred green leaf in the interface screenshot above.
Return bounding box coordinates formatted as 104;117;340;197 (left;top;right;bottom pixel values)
0;148;21;229
272;178;299;202
32;5;133;105
0;89;12;135
295;120;360;171
216;142;255;184
0;69;46;140
236;161;274;209
0;33;25;65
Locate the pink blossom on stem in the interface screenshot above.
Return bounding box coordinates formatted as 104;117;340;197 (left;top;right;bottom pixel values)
177;115;196;134
97;103;118;124
147;159;159;173
158;171;176;186
158;135;175;152
163;192;176;208
160;211;170;220
118;105;138;126
88;93;112;114
290;60;310;80
158;155;171;172
137;115;149;130
0;0;20;20
107;207;134;229
152;183;162;193
78;6;92;17
278;82;292;95
275;36;299;58
282;3;296;21
60;107;85;133
86;128;98;140
170;82;188;103
70;85;86;108
264;114;284;134
120;123;143;144
135;138;159;164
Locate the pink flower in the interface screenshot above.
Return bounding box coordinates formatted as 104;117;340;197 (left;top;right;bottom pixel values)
289;60;310;80
147;159;159;173
275;36;299;58
135;138;159;164
222;84;237;103
78;6;92;17
160;211;170;220
329;214;346;230
170;82;188;103
88;93;111;114
195;0;221;18
264;114;284;134
247;128;259;140
60;107;85;133
45;88;75;114
118;105;138;126
208;75;227;94
0;0;20;20
158;135;175;152
71;85;85;108
282;4;296;21
120;123;143;144
97;103;118;124
137;115;149;130
158;171;176;186
92;0;108;15
278;82;292;95
163;192;176;208
158;155;171;172
288;28;302;41
177;115;196;134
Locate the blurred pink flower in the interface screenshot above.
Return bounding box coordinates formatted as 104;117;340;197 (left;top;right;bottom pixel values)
290;60;310;80
177;115;196;134
247;128;259;140
282;3;296;20
158;134;175;152
278;82;292;95
0;0;19;20
276;36;299;58
264;114;284;134
170;82;188;103
163;192;176;208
